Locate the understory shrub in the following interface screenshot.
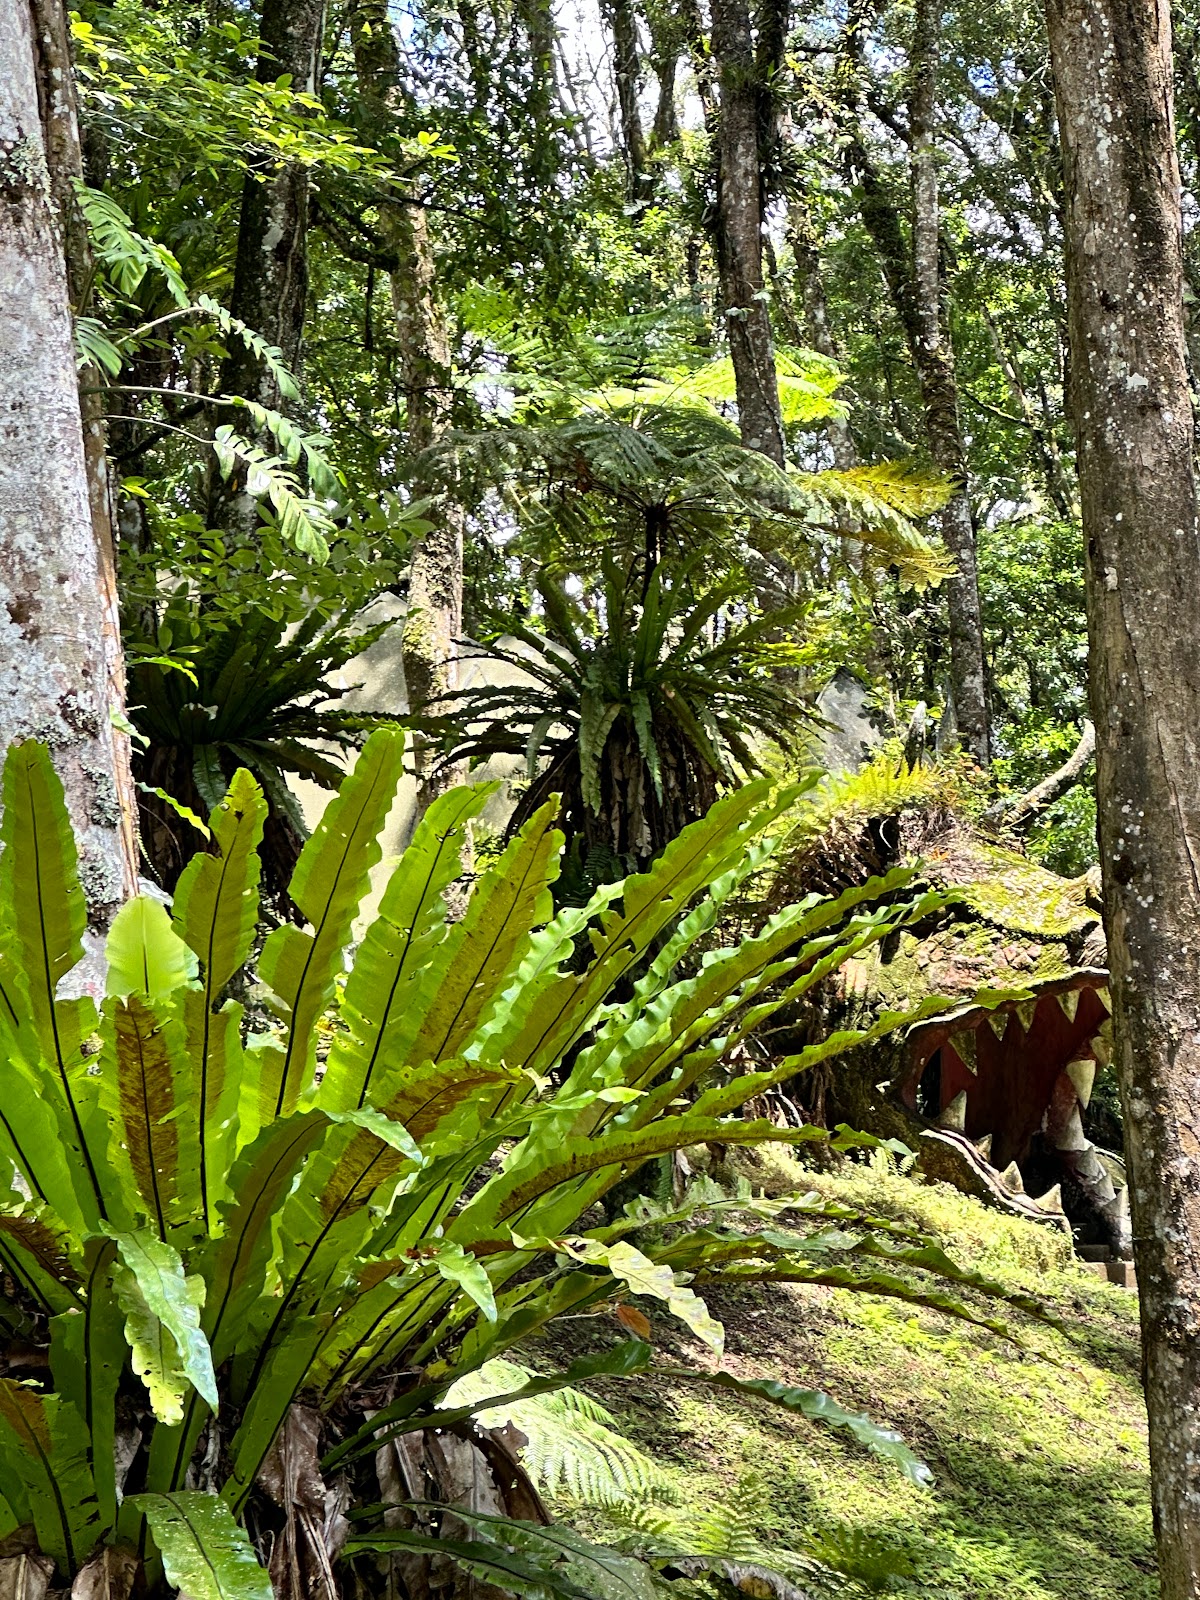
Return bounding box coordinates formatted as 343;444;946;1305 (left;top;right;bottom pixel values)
0;733;1043;1599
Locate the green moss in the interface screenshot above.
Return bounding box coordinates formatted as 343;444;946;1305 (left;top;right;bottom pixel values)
532;1167;1151;1599
952;845;1095;939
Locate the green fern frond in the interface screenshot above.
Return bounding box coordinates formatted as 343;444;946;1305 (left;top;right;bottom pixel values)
196;295;301;404
594;348;847;428
211;428;335;561
74;184;189;306
443;1359;676;1506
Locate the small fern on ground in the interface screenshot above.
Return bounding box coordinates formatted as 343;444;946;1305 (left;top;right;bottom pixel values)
444;1359;676;1505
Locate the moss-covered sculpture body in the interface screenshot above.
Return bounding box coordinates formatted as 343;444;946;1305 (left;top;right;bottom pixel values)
771;763;1127;1255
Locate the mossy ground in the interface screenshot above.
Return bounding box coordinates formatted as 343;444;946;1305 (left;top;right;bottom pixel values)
529;1157;1152;1598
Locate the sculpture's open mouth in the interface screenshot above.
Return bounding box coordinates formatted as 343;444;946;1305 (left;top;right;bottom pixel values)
898;973;1128;1253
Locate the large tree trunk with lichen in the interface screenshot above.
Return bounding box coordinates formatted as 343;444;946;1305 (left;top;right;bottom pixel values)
710;0;786;465
601;0;651;204
1046;0;1200;1587
352;4;464;814
785;195;858;471
0;0;137;952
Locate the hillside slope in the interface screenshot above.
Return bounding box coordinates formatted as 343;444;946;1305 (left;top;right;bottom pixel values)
529;1162;1152;1599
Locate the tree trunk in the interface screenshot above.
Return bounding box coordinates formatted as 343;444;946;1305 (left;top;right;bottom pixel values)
601;0;650;203
906;0;988;764
352;2;464;812
785;196;858;470
209;0;325;540
835;0;989;761
1045;0;1200;1589
223;0;325;407
0;0;137;942
710;0;786;464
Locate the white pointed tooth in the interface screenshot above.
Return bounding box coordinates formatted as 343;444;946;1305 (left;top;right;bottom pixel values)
937;1090;968;1132
1066;1059;1096;1108
986;1011;1009;1041
1035;1184;1064;1215
1093;1035;1112;1067
974;1133;993;1161
1057;989;1080;1023
1107;1185;1131;1221
1097;986;1111;1013
1074;1147;1113;1195
1055;1103;1088;1153
952;1029;978;1075
1000;1161;1025;1194
1015;999;1037;1034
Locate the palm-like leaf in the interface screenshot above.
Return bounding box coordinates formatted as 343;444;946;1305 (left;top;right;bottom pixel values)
424;561;815;870
126;599;397;900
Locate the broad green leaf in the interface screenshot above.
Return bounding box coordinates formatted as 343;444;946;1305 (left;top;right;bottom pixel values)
0;1205;80;1315
0;744;87;1020
103;996;198;1237
0;1384;99;1573
108;1229;217;1424
168;774;265;1224
0;744;105;1224
483;781;801;1084
460;1114;824;1238
178;993;244;1222
171;768;267;992
0;1043;90;1239
321;783;496;1113
258;728;405;1118
431;1241;497;1322
224;1319;329;1514
106;897;198;1005
555;1238;723;1354
200;1111;330;1367
50;1239;124;1528
129;1492;273;1600
341;803;563;1124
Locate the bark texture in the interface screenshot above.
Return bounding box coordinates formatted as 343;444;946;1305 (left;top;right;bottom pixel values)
0;0;137;938
210;0;325;539
785;196;858;470
1045;0;1200;1588
602;0;650;202
836;0;989;761
223;0;325;405
353;2;464;811
906;0;988;763
710;0;786;464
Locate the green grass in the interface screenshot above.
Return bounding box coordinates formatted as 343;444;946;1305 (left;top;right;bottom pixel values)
528;1159;1153;1598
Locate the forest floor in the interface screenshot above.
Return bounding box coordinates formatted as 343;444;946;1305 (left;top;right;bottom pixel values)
530;1156;1153;1599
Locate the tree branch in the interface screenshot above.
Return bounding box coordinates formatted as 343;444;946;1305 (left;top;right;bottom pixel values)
985;720;1095;829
